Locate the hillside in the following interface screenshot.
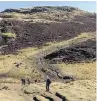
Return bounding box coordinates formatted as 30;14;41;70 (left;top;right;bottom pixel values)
0;6;96;54
0;6;96;101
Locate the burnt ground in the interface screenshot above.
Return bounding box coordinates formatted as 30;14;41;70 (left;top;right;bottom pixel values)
44;39;96;63
0;13;96;54
0;6;96;101
0;8;96;82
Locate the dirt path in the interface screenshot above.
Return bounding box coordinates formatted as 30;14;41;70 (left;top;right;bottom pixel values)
25;33;95;80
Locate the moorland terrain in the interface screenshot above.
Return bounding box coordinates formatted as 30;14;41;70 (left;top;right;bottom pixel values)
0;6;96;101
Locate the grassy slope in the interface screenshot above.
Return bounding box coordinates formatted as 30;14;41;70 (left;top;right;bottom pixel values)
54;61;96;80
0;32;95;80
0;79;95;101
0;7;85;22
0;7;96;101
0;32;96;101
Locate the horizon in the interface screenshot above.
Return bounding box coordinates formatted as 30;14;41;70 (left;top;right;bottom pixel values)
0;1;96;13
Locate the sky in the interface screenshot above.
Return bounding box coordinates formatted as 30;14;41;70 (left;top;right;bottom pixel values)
0;1;96;13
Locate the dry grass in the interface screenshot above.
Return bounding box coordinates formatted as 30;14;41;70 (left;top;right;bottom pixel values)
1;12;26;18
1;9;86;22
0;80;95;101
0;83;27;101
0;32;95;80
0;47;40;78
23;80;96;101
54;61;96;80
34;32;95;58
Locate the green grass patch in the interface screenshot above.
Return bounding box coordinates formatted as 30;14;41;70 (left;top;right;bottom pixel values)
1;32;16;38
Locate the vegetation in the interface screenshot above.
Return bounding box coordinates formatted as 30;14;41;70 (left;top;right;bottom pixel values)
0;6;96;101
0;13;25;18
0;32;16;44
1;32;16;38
0;6;92;22
55;61;96;80
0;32;95;79
2;6;79;13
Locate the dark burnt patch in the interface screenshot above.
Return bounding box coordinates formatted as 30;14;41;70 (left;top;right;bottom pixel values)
44;39;96;63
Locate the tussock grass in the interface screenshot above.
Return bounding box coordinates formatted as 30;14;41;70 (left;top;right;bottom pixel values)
55;61;96;80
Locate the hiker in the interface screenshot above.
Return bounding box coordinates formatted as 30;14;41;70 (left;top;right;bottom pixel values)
21;78;25;85
27;78;30;85
46;76;51;92
35;79;37;83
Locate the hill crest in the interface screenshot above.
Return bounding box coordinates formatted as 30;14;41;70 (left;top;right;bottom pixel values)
1;6;81;13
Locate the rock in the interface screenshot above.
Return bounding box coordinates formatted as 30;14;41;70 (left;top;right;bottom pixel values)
56;92;67;101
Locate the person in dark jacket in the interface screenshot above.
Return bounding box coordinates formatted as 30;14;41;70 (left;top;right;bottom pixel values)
21;78;25;85
27;78;30;85
46;76;51;92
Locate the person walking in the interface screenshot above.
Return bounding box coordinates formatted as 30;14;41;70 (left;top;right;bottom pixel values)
46;76;51;92
21;78;25;85
27;78;30;85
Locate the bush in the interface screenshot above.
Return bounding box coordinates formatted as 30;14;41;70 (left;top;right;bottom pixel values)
1;32;16;38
